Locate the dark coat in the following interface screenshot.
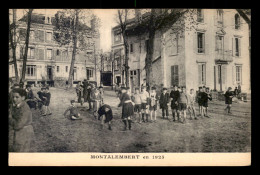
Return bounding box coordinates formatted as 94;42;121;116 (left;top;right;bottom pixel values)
224;91;233;104
159;92;170;109
98;104;113;123
119;92;134;118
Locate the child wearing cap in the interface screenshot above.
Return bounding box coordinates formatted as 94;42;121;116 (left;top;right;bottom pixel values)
159;87;170;119
170;85;180;122
131;87;142;123
64;100;82;120
197;87;204;117
149;87;159;122
203;87;212;117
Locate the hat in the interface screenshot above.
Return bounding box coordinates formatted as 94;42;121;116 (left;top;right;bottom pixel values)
71;100;75;104
199;87;202;89
121;87;126;90
26;84;31;88
99;86;103;88
162;87;167;90
151;87;156;90
206;87;210;90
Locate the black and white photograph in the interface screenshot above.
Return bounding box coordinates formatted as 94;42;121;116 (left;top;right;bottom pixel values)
8;8;251;166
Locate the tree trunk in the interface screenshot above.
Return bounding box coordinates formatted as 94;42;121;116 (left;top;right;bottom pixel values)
124;38;129;87
20;9;33;84
9;9;19;82
67;10;79;88
145;9;156;89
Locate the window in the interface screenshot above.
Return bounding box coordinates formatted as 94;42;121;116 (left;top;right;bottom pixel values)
38;49;44;60
86;68;94;79
235;14;241;29
197;32;205;53
57;66;59;72
28;48;35;59
134;70;136;75
236;66;242;83
114;59;118;70
130;43;134;53
197;9;204;22
26;65;36;77
198;64;206;85
130;71;133;75
171;65;179;86
46;32;52;42
65;66;68;72
234;37;241;57
56;49;60;56
47;49;52;60
217;10;224;25
62;50;68;60
114;30;122;43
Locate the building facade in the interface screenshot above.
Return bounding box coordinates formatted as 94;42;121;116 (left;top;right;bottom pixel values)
111;9;250;93
9;13;101;87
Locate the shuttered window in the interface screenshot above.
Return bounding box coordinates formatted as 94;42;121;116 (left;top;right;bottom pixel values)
236;65;242;83
197;33;205;53
171;65;179;86
198;64;206;85
233;37;241;57
38;30;44;42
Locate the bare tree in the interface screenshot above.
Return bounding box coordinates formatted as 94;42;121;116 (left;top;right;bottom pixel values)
54;9;100;88
115;9;133;87
9;9;19;82
20;9;33;85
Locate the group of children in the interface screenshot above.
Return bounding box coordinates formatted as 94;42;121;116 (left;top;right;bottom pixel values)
117;85;215;131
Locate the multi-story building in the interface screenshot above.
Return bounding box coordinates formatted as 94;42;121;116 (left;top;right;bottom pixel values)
100;51;113;86
111;9;250;93
9;13;101;87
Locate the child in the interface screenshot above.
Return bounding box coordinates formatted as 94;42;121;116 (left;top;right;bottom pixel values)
224;87;234;114
9;88;34;152
42;87;52;116
159;87;170;119
90;87;102;119
170;85;180;122
140;86;150;122
118;87;134;131
98;104;113;130
178;87;188;123
149;87;159;122
187;89;197;120
203;87;212;117
25;85;39;110
197;87;204;117
37;87;45;114
64;100;82;120
131;87;142;123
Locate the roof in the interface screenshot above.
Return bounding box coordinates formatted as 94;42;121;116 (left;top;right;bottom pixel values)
19;13;92;31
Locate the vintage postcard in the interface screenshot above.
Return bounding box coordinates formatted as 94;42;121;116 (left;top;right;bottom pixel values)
8;9;251;166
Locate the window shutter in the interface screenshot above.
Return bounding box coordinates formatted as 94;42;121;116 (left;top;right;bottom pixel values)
232;65;236;85
215;35;218;51
52;50;54;60
175;65;179;86
198;64;202;85
222;65;226;84
203;64;206;85
240;66;243;85
203;33;205;53
38;49;44;60
194;32;197;53
232;38;235;56
35;48;38;60
239;38;241;57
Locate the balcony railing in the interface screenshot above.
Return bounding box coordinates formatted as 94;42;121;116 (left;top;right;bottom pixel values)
215;49;233;62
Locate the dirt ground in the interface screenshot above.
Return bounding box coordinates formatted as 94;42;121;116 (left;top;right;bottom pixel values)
25;87;251;152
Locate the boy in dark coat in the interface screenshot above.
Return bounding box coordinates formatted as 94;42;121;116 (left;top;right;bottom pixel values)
159;87;170;119
224;87;234;114
9;88;34;152
197;87;205;117
170;85;180;122
37;87;45;114
203;87;212;117
98;104;113;130
118;87;134;131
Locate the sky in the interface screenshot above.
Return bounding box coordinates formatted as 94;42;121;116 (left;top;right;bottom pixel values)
15;9;118;52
